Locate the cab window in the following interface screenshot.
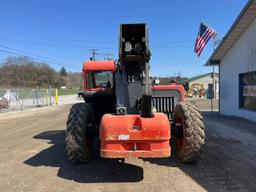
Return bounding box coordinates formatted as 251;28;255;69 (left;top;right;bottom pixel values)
86;71;113;89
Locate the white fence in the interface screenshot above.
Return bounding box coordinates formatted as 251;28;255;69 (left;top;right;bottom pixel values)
0;88;55;112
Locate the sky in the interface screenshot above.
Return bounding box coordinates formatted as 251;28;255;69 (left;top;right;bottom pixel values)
0;0;248;77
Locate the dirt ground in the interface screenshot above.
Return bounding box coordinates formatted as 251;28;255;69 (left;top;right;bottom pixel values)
0;101;256;192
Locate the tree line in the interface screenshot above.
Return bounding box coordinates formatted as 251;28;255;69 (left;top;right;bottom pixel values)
0;56;83;88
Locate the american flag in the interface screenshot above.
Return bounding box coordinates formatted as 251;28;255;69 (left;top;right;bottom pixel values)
194;23;216;57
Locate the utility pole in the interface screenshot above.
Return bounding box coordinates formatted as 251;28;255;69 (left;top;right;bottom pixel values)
104;53;114;61
89;48;99;61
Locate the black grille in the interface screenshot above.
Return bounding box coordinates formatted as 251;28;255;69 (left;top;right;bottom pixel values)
152;97;175;120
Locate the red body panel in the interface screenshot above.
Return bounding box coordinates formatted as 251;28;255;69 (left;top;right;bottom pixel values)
82;60;116;93
82;61;184;159
100;113;171;158
83;60;116;71
152;84;185;101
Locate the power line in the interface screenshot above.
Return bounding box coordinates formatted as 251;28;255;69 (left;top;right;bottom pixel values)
0;49;80;70
0;28;95;43
151;58;206;67
0;5;243;19
0;37;194;50
0;45;74;66
0;47;81;70
0;28;195;45
104;53;114;61
153;45;193;49
0;46;206;70
0;38;116;50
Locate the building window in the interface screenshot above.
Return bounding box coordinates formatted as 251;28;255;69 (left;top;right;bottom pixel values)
239;71;256;111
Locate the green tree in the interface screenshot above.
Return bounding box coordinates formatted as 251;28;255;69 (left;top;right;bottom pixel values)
60;67;67;79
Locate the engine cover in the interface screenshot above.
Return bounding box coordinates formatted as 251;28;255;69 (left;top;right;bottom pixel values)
100;113;170;158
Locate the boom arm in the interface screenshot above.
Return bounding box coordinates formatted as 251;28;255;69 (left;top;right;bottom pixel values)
116;23;152;117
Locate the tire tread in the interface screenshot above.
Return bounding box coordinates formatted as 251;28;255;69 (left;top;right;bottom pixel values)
174;101;205;163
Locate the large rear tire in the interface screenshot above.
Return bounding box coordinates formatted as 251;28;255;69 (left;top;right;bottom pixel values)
173;102;205;163
65;103;95;163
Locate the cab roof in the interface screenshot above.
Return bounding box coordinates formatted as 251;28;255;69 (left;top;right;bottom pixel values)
83;60;116;71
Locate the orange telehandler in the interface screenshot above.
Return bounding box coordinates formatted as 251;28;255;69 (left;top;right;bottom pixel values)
66;24;205;164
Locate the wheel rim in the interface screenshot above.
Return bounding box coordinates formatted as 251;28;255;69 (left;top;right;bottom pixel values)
84;111;96;154
174;116;184;150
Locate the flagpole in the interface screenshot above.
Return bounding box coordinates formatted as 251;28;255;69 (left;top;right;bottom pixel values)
211;66;215;112
194;21;221;112
211;35;217;112
205;21;222;112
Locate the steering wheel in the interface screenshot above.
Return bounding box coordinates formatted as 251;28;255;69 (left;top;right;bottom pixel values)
99;83;107;88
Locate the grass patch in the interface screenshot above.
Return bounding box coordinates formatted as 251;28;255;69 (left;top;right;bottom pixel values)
57;88;78;96
0;88;79;98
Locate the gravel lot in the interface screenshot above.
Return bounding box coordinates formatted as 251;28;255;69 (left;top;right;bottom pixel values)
0;99;255;192
57;95;84;105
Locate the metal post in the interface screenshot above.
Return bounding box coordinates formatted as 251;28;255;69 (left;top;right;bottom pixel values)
46;89;49;105
49;86;52;105
21;89;24;110
55;89;59;105
211;35;217;112
144;62;151;95
9;90;11;110
36;87;39;106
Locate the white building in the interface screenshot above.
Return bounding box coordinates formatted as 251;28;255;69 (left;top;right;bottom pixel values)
206;0;256;122
187;73;219;99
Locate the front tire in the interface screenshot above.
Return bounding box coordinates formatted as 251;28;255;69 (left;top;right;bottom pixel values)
173;102;205;163
65;103;95;163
